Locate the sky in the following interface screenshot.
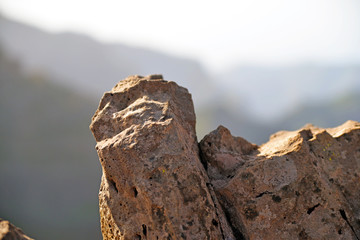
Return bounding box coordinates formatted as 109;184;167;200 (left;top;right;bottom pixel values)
1;0;360;71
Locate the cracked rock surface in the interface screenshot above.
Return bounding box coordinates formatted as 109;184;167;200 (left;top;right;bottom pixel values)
200;121;360;240
91;75;360;240
90;75;233;240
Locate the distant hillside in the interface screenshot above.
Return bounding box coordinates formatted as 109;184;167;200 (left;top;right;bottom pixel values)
0;48;101;240
274;92;360;132
219;65;360;120
1;14;359;143
198;91;360;144
0;15;214;106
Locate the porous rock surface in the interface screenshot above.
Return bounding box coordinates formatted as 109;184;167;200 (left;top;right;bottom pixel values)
200;121;360;240
91;75;360;240
0;219;33;240
90;75;233;240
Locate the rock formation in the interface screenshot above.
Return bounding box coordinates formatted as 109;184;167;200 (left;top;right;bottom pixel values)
90;75;233;239
91;75;360;240
0;219;33;240
200;122;360;240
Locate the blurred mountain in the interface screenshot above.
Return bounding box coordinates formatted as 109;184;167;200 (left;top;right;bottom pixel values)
198;91;360;144
0;13;360;239
2;14;359;137
274;91;360;132
0;15;215;107
0;48;101;240
219;65;360;121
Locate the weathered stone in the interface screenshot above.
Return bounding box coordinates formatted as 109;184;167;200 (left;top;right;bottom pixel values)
0;219;33;240
90;75;233;239
200;121;360;240
91;75;360;240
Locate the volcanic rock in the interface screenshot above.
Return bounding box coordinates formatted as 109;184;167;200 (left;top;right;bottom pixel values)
0;219;33;240
90;75;233;239
91;75;360;240
200;121;360;240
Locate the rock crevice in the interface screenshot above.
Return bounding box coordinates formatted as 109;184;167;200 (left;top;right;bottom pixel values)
91;75;360;240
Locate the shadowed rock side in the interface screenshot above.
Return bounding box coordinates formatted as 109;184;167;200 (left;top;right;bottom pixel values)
90;75;234;240
0;219;33;240
200;121;360;240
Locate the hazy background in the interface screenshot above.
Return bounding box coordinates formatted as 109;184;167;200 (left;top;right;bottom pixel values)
0;0;360;239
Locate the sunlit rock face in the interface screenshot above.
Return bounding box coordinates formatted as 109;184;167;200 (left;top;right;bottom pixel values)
91;75;360;240
200;121;360;240
90;75;231;240
0;218;34;240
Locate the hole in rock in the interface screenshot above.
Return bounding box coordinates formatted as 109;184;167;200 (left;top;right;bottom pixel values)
212;219;218;227
299;229;308;239
255;191;272;198
133;187;138;197
109;179;118;193
307;203;320;215
142;224;147;236
272;195;282;203
340;209;347;220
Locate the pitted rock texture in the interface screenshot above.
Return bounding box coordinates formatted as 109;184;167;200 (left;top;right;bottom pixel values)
200;121;360;240
90;75;233;240
91;75;360;240
0;219;33;240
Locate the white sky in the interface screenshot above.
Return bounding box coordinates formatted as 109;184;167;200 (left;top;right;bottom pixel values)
1;0;360;71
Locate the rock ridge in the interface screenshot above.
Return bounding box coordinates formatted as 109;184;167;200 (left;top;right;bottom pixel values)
200;120;360;240
0;219;34;240
91;75;360;240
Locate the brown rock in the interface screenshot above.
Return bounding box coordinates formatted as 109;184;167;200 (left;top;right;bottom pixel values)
90;75;234;240
0;219;33;240
91;75;360;240
200;121;360;240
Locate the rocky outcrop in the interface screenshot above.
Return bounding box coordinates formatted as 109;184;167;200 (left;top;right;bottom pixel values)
200;122;360;240
91;75;360;239
90;75;233;239
0;219;33;240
